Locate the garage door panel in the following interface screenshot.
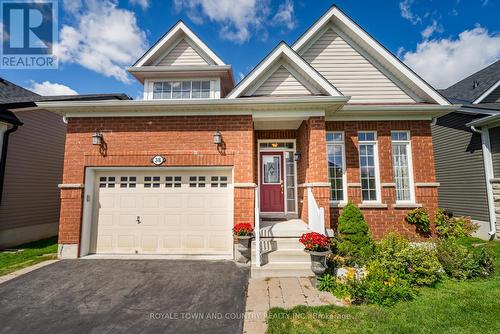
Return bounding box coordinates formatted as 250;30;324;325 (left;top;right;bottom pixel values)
119;195;137;209
92;169;233;256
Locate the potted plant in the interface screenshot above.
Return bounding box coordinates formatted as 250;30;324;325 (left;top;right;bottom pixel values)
233;223;254;263
299;232;331;277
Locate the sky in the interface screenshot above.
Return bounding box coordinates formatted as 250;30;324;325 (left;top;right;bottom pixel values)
2;0;499;98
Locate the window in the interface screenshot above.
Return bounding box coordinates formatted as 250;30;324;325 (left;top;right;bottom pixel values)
259;142;294;150
391;131;414;202
120;176;136;188
189;176;206;188
326;132;346;202
144;176;161;188
358;131;380;202
99;176;115;188
285;152;296;211
262;155;281;184
165;176;182;188
152;80;211;99
211;176;228;188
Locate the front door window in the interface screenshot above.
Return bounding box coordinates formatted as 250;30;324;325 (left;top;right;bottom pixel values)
263;155;281;184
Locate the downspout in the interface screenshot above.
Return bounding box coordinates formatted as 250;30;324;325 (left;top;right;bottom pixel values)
470;125;497;237
0;125;18;204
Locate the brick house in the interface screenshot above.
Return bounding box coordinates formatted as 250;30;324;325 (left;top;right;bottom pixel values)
39;6;455;275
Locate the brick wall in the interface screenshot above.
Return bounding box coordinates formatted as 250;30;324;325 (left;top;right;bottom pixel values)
59;115;255;246
327;120;438;239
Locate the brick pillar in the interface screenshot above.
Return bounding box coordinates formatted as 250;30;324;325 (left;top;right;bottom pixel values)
58;187;83;258
297;116;331;229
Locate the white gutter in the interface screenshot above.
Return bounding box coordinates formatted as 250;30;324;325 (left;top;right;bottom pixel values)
470;125;497;237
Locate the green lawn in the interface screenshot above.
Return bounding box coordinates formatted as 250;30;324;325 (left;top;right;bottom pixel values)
0;237;57;276
267;238;500;334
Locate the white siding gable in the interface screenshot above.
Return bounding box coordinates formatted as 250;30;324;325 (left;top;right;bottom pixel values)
156;39;209;66
302;27;415;103
250;65;314;96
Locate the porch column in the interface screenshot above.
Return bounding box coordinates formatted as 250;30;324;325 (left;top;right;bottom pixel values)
297;116;331;229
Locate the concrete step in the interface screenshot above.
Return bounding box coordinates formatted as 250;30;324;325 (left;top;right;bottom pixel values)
252;249;311;264
252;237;304;251
259;219;310;237
251;262;314;278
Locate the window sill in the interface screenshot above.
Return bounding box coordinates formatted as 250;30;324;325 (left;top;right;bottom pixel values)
393;203;422;209
330;201;347;208
358;202;388;209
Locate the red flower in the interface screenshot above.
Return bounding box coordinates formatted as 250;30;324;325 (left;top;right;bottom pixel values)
299;232;329;251
233;223;254;236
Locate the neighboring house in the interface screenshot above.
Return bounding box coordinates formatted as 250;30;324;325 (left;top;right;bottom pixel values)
0;77;130;249
433;60;500;240
38;6;454;275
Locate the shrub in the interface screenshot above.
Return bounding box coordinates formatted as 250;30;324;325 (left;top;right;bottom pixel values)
434;209;479;239
376;233;442;287
436;240;495;280
354;262;417;306
406;208;431;234
317;273;336;292
337;203;374;265
299;232;330;252
232;223;254;236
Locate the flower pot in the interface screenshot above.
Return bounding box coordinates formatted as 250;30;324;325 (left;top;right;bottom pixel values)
235;235;252;263
304;249;332;276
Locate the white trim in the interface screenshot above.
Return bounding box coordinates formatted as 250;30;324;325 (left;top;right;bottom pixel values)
358;203;388;209
134;21;225;67
81;254;233;260
480;128;497;236
257;139;298;215
227;43;343;98
391;130;416;204
326;131;348;204
473;80;500;104
358;131;382;203
291;6;450;105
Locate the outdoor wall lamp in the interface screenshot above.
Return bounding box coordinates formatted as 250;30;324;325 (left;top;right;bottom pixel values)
213;129;222;145
92;130;103;146
294;152;302;161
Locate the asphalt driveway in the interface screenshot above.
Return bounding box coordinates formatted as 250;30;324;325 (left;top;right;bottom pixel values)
0;259;250;334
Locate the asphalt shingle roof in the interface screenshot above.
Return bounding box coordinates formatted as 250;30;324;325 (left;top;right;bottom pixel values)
440;60;500;103
0;77;131;125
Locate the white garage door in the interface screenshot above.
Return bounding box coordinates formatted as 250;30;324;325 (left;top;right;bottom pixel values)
90;169;233;256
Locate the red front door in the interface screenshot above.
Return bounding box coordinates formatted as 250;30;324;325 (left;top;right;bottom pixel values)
260;152;284;212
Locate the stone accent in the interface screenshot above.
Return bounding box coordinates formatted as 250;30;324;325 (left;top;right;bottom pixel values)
489;179;500;238
57;244;78;259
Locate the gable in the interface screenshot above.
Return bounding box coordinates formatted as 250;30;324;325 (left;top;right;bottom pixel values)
249;65;315;97
292;6;449;105
156;38;210;66
227;43;343;99
301;26;415;103
133;21;225;67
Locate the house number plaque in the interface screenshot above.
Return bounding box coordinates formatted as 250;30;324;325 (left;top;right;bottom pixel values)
151;155;166;166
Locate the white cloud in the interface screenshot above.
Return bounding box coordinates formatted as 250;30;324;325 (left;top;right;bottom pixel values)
174;0;295;43
401;26;500;89
28;81;78;95
129;0;150;10
272;0;296;30
62;0;82;15
400;0;421;25
56;0;147;83
421;20;443;39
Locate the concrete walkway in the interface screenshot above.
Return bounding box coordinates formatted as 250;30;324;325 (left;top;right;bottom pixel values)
243;277;344;333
